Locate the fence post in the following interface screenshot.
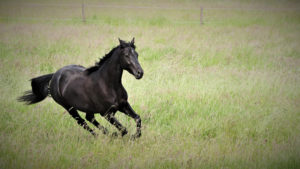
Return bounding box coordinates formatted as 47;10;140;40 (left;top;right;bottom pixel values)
200;7;203;25
82;1;86;23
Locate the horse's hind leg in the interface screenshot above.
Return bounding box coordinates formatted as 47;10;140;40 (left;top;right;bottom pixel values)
105;114;128;137
67;107;96;136
86;113;108;135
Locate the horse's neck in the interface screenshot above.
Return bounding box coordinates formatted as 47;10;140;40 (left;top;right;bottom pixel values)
96;52;123;85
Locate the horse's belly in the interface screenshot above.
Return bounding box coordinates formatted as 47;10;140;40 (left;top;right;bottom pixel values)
63;86;118;115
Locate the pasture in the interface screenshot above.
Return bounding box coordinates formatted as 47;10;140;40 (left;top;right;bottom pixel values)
0;0;299;168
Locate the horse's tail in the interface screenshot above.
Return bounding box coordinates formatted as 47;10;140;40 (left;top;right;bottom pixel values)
18;73;54;105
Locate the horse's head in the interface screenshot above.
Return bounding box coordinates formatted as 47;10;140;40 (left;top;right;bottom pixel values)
119;38;144;79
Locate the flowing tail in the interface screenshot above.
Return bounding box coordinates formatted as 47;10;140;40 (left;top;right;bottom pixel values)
18;73;54;105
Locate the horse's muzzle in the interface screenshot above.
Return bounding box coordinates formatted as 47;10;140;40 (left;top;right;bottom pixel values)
135;70;144;79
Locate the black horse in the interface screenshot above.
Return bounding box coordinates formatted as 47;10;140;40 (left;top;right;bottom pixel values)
18;38;144;138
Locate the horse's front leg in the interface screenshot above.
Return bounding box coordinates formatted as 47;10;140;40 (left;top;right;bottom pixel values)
120;102;142;138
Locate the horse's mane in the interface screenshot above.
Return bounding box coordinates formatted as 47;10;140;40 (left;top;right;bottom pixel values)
85;40;135;75
84;46;119;75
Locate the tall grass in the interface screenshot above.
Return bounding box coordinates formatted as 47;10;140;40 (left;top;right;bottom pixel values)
0;0;299;168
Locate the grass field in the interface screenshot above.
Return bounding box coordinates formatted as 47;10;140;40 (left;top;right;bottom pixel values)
0;0;300;168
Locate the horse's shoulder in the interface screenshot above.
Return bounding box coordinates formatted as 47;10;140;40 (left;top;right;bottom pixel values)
117;84;128;101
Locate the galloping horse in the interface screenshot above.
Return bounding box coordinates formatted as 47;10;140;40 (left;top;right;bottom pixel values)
18;38;144;138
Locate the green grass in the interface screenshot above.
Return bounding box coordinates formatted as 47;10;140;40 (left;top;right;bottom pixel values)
0;0;300;168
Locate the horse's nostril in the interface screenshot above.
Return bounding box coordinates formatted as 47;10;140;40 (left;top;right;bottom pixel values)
135;70;143;79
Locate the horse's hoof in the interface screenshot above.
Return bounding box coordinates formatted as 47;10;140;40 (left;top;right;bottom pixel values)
121;130;128;137
130;132;141;140
92;132;98;137
111;132;118;138
102;128;109;135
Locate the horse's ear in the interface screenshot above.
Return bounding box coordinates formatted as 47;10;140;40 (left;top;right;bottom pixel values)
130;37;136;49
119;38;126;48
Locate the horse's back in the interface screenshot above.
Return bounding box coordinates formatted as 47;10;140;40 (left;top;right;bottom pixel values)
58;65;85;74
50;65;86;105
53;64;85;84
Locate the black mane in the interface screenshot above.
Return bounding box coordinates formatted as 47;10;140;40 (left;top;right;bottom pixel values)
85;46;119;75
84;41;135;75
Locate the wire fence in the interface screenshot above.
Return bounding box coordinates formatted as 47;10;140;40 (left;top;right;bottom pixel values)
1;2;299;25
3;2;300;11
